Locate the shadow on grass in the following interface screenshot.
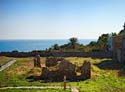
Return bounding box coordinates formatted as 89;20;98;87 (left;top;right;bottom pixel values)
118;67;125;77
26;76;42;82
94;59;123;70
94;59;125;77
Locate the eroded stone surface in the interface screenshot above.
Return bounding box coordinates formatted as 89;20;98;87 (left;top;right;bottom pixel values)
34;55;41;68
80;61;91;79
41;57;91;81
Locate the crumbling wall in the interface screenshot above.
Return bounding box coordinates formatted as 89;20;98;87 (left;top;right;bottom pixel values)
34;55;41;67
41;58;76;81
45;57;64;67
41;57;91;82
80;61;91;79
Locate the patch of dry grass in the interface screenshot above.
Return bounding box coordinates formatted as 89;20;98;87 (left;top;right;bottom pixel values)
0;56;12;65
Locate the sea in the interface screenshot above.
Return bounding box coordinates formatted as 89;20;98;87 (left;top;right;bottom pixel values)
0;39;96;52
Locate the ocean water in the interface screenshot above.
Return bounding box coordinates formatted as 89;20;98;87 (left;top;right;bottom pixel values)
0;39;96;52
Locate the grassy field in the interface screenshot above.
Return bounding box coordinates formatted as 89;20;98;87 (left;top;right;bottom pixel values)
0;56;125;92
0;88;70;92
0;56;13;65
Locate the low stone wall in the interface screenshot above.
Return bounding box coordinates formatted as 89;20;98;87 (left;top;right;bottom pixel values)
52;52;112;58
0;51;112;58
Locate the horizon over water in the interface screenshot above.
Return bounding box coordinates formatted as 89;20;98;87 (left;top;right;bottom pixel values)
0;39;97;52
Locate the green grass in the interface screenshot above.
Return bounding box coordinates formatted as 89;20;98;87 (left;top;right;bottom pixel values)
0;88;70;92
0;57;125;92
0;57;62;87
67;76;125;92
0;56;12;65
65;57;125;92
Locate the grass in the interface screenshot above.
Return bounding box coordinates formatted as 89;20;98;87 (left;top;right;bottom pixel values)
0;88;70;92
0;57;62;87
65;57;125;92
0;56;125;92
67;76;125;92
0;56;12;65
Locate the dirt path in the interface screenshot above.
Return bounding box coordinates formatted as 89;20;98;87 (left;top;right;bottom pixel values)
71;87;79;92
0;86;79;92
0;59;16;72
0;86;64;89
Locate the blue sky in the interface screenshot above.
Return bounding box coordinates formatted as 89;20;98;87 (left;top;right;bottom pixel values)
0;0;125;39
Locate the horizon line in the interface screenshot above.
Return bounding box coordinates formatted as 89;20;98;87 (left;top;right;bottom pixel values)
0;38;97;40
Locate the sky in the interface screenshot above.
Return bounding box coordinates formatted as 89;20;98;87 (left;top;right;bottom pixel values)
0;0;125;39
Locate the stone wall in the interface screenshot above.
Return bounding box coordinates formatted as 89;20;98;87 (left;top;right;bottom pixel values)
0;51;112;58
41;57;91;82
51;52;112;58
80;61;91;79
34;55;41;67
121;48;125;63
113;36;125;63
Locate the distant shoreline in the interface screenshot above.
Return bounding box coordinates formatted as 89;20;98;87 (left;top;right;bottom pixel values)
0;39;97;52
0;39;97;41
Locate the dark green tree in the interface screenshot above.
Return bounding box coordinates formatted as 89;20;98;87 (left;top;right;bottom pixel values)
53;44;60;50
119;30;125;35
111;32;117;36
88;41;97;47
118;23;125;35
69;37;78;49
97;34;109;50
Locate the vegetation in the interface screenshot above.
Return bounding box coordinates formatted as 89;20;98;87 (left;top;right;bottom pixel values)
48;32;118;52
0;56;12;65
0;57;62;87
0;88;70;92
60;37;82;52
66;57;125;92
52;44;60;50
0;56;125;92
49;37;84;52
69;37;78;49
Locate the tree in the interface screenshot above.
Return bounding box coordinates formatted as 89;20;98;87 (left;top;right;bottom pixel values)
118;23;125;35
12;50;18;52
111;32;117;36
53;44;60;50
88;41;97;47
97;34;109;50
119;30;124;35
69;37;78;49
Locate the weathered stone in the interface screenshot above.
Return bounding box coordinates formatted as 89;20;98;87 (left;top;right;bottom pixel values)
58;60;76;80
46;57;57;67
34;54;41;67
80;61;91;79
46;57;64;67
41;67;49;79
41;57;76;81
41;57;91;81
34;58;37;67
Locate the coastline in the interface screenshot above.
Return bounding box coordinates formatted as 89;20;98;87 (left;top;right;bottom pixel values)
0;39;97;52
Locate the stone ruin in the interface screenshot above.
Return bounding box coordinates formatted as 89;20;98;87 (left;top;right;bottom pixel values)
40;57;91;82
41;57;76;81
34;54;41;68
79;61;91;80
45;57;64;67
